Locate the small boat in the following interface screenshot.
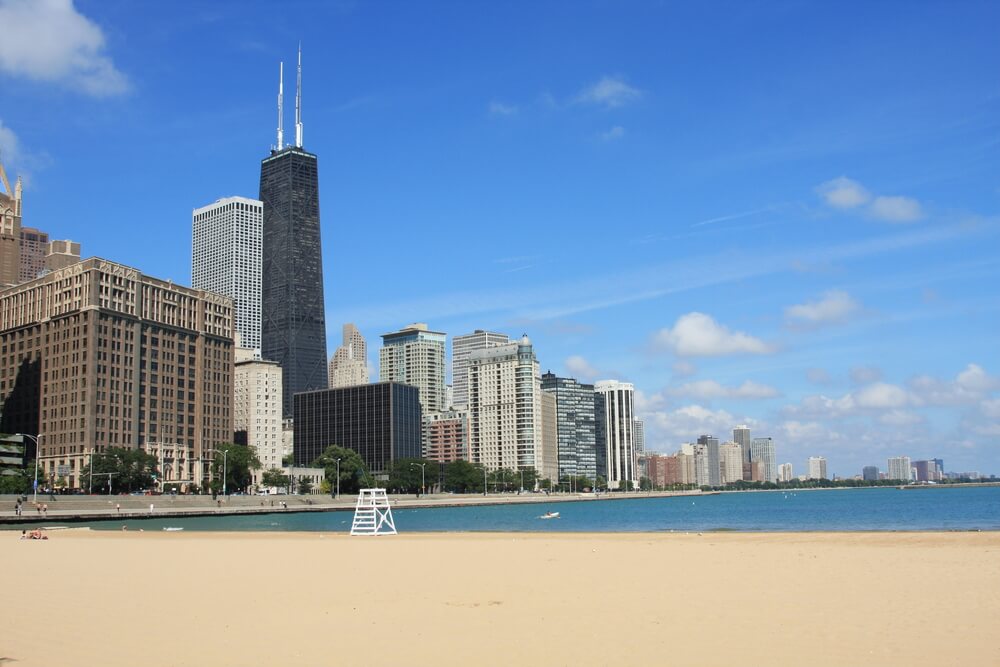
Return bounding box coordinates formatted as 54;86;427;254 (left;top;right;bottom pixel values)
162;527;184;532
539;512;560;520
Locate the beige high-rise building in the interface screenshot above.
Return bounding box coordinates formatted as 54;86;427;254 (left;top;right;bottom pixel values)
719;441;743;484
0;258;234;489
380;323;446;414
467;335;557;481
0;159;22;287
779;462;794;482
18;227;48;283
328;323;368;388
45;239;81;272
234;351;283;483
451;329;509;409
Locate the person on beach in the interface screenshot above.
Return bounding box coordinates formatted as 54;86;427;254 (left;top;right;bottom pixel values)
42;503;48;516
149;503;154;515
116;503;120;513
20;530;26;539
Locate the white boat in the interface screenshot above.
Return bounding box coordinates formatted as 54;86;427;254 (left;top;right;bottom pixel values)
162;527;184;532
539;512;560;520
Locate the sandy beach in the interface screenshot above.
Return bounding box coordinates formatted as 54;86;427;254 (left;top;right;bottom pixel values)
3;531;998;666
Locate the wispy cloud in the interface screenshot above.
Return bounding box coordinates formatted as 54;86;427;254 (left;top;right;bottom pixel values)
574;75;642;109
784;290;862;328
600;125;625;141
816;176;924;223
669;379;780;400
488;101;518;117
0;0;129;96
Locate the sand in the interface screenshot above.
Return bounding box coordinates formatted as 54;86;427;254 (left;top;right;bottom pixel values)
3;530;998;666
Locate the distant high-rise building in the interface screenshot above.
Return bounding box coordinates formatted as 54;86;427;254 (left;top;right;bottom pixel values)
807;456;828;480
697;435;721;486
913;460;939;482
18;226;48;283
0;258;234;489
595;380;636;489
0;158;22;287
779;462;794;482
692;443;710;486
293;383;422;473
424;409;467;463
192;196;263;350
733;424;751;466
862;466;879;482
44;239;81;272
887;456;911;481
933;458;944;475
380;323;446;415
260;49;328;417
328;323;368;388
451;329;509;409
541;372;597;480
750;437;777;483
467;336;557;480
234;351;283;482
719;441;743;484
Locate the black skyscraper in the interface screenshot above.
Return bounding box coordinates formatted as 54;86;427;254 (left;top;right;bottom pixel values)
259;145;328;417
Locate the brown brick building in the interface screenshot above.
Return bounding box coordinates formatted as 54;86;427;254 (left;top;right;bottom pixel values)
0;258;234;489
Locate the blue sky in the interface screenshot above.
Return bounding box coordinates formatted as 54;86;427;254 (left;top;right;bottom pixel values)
1;0;998;476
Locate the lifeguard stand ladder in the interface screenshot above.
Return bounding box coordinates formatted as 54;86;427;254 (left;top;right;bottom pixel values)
350;488;397;536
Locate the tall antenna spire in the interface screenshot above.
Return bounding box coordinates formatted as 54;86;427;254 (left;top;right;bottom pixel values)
295;43;303;148
276;61;285;150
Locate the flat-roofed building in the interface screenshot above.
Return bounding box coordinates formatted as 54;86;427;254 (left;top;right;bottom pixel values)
887;456;911;481
234;351;283;483
424;409;467;463
0;258;234;489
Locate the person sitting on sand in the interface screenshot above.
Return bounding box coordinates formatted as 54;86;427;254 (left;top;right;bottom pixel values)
20;530;26;539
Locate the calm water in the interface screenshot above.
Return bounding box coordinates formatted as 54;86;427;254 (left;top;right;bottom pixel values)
74;486;1000;532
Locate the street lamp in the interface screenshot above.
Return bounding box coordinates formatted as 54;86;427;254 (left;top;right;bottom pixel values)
222;448;229;497
519;469;525;493
411;462;427;496
17;433;43;504
334;458;341;499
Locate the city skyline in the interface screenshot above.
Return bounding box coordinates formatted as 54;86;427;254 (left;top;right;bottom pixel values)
0;1;997;475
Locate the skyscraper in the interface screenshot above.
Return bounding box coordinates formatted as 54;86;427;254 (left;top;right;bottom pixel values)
234;350;283;482
540;372;597;480
750;437;777;483
719;441;743;484
733;424;751;465
192;196;263;350
595;380;636;489
451;329;509;409
697;435;721;486
380;323;446;415
328;323;368;388
862;465;879;481
887;456;911;481
0;158;22;288
807;456;828;480
18;227;48;283
779;462;794;482
259;48;328;417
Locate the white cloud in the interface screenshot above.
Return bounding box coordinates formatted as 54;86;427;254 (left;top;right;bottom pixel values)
853;382;912;409
564;355;600;382
0;119;19;165
488;101;518;116
0;0;128;96
980;398;1000;419
878;410;923;426
670;379;779;400
634;389;668;413
955;363;999;393
850;366;882;385
869;195;923;223
575;75;642;108
653;312;774;357
643;404;746;452
816;177;871;209
909;364;999;406
785;290;860;327
601;125;625;141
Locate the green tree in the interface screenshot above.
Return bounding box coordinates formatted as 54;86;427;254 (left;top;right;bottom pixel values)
618;479;635;492
639;476;653;491
298;478;313;494
261;467;290;489
312;445;370;495
443;460;483;493
386;458;436;494
210;443;261;494
595;475;607;491
80;447;158;494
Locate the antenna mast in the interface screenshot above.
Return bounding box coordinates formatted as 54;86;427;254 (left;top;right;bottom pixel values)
295;44;303;147
276;62;284;150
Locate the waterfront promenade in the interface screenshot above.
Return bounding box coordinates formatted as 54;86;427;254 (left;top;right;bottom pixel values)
0;489;702;526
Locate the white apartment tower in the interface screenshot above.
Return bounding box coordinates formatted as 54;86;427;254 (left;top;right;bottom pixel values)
466;336;558;480
451;329;509;409
192;197;263;350
328;323;369;388
719;441;743;484
234;350;283;483
778;462;794;482
807;456;828;480
595;380;636;489
750;437;778;483
380;323;446;414
887;456;911;481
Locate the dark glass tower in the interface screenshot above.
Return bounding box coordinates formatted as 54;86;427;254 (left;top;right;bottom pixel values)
259;145;328;417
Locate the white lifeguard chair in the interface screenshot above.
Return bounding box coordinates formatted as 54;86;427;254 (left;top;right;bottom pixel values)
350;488;397;536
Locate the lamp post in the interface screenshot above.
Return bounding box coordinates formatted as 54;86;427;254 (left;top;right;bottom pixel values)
17;433;42;504
222;448;229;497
89;448;94;495
519;469;525;494
333;458;341;499
411;462;427;496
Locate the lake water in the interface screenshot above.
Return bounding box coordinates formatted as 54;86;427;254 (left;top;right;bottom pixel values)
80;486;1000;532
